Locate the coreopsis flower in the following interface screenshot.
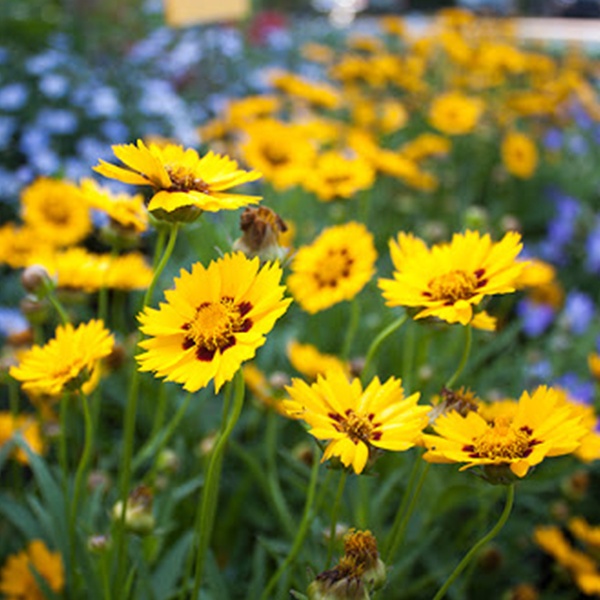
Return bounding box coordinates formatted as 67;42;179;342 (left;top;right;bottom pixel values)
378;229;525;326
270;71;341;109
0;413;45;464
94;140;262;220
428;91;484;136
422;386;588;480
287;222;377;314
0;223;52;269
29;248;153;292
287;340;349;380
21;177;92;247
0;540;64;599
239;120;316;191
534;522;600;596
501;131;538;179
80;177;149;235
302;151;376;202
284;370;430;474
136;252;291;393
9;320;115;397
400;133;451;162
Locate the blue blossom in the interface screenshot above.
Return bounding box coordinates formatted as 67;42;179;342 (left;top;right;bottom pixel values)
560;291;595;335
87;86;122;118
555;372;595;405
36;108;78;135
100;120;129;142
0;83;28;111
543;128;563;151
0;308;29;338
585;219;600;273
25;49;65;75
517;299;555;338
38;73;70;99
526;359;553;382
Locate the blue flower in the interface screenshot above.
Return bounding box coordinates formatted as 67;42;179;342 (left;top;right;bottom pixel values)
555;372;595;405
560;291;595;335
585;219;600;273
517;299;555;338
0;83;28;111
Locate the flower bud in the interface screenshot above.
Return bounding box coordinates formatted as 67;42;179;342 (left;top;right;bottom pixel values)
111;485;155;535
21;265;54;296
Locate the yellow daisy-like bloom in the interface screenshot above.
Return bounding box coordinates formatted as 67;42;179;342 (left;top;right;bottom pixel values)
501;131;538;179
94;140;262;218
378;230;525;326
80;178;149;234
302;151;375;202
239;120;316;191
9;320;115;397
535;523;600;596
29;248;153;292
287;340;348;380
0;413;45;465
270;71;341;110
422;386;588;478
400;133;451;162
0;540;64;600
21;178;92;247
589;353;600;381
284;370;430;474
287;222;377;314
0;223;53;269
428;91;484;136
136;252;292;393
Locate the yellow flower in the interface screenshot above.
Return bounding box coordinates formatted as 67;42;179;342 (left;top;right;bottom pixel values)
0;223;52;269
0;540;64;600
137;252;291;393
302;151;375;202
589;353;600;381
287;340;348;380
80;177;149;234
21;178;92;247
270;71;341;109
501;131;538;179
534;523;600;596
378;230;525;326
94;140;262;219
284;370;430;474
9;320;115;397
287;222;377;314
225;95;281;127
0;413;45;464
29;248;153;292
423;386;588;478
240;120;316;191
428;91;484;136
400;133;451;162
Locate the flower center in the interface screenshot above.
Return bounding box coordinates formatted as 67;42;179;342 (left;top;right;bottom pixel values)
314;248;354;288
45;198;71;225
262;145;290;167
329;409;381;445
463;416;540;461
426;268;488;304
182;297;252;361
166;165;210;194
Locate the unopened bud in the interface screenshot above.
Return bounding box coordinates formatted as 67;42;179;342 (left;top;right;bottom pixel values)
111;485;155;535
21;265;53;296
233;206;288;261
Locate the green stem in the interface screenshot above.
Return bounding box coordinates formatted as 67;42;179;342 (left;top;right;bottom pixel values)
149;382;169;440
445;325;472;389
135;392;194;479
362;313;408;384
383;452;421;560
142;224;179;309
384;462;430;564
113;223;179;596
341;299;360;361
326;470;348;567
431;484;515;600
190;371;245;598
265;410;295;539
47;290;70;326
260;454;320;600
69;392;94;588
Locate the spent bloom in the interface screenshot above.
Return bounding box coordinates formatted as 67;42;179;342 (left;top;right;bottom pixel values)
287;222;377;314
9;320;115;397
423;386;588;480
137;252;291;393
94;139;262;220
0;540;64;600
284;370;430;474
378;229;525;326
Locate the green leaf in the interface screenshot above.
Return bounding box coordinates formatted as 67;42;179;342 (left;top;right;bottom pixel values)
151;531;194;600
